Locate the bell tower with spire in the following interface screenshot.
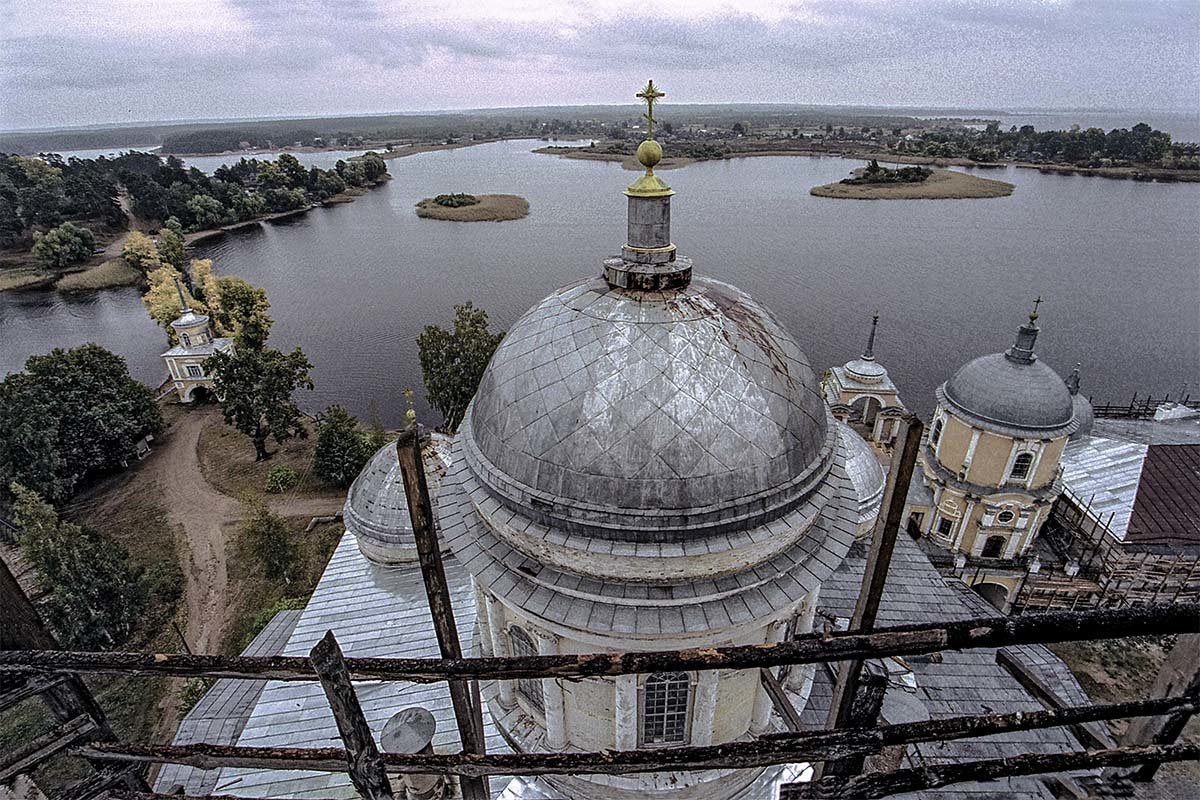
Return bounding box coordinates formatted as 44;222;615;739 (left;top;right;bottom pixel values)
160;277;233;403
822;312;907;446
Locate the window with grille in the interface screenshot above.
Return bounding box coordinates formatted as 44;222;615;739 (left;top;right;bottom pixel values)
508;626;544;714
641;672;691;746
185;364;204;378
1010;452;1033;481
931;419;943;447
936;517;954;537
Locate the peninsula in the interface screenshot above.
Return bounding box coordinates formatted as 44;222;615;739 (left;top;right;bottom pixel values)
415;193;529;221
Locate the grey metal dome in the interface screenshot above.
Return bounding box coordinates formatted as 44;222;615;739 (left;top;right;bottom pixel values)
939;310;1078;439
941;353;1076;437
837;421;885;531
343;440;415;565
463;274;833;539
1069;394;1094;441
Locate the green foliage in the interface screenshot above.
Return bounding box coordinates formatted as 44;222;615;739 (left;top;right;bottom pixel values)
314;405;373;487
121;231;163;273
185;193;228;230
842;160;932;185
265;464;300;494
0;344;162;503
207;275;273;349
178;677;216;713
241;498;294;583
205;346;314;461
432;193;480;208
0;154;122;249
31;222;95;268
156;226;187;269
417;302;504;432
10;483;145;649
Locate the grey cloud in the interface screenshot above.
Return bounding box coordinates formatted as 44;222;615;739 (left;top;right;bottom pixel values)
2;0;1197;129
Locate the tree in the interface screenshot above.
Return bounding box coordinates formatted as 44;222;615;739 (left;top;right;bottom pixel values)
191;266;273;349
185;193;227;230
122;230;163;273
240;497;294;583
417;302;504;432
205;346;314;460
31;222;94;268
157;226;187;269
143;264;207;339
0;345;162;503
276;153;309;189
11;483;145;648
314;405;372;487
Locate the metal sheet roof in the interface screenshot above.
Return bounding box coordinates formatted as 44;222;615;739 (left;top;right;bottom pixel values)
1060;436;1149;542
154;609;302;795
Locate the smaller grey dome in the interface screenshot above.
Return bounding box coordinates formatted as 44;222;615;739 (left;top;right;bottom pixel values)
941;353;1077;438
837;422;885;533
343;441;416;565
1070;393;1094;441
844;357;888;383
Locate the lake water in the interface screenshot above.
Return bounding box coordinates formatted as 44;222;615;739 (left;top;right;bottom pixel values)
2;139;1198;426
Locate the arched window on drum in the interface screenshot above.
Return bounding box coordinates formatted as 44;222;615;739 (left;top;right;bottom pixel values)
508;625;544;714
641;672;691;746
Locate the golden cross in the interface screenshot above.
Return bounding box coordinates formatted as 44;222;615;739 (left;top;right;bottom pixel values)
637;80;665;139
1030;295;1043;321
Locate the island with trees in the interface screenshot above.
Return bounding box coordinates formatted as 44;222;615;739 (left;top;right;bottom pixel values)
415;192;529;221
810;159;1014;200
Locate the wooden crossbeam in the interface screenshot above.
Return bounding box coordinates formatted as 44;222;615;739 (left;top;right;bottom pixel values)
0;673;69;713
779;743;1200;800
760;667;804;733
73;695;1196;779
4;603;1194;684
309;632;394;800
0;715;96;782
396;426;489;800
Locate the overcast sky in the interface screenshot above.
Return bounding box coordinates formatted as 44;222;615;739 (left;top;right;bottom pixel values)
2;0;1197;131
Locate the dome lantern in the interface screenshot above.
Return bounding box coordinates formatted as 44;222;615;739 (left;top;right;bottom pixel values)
604;79;692;291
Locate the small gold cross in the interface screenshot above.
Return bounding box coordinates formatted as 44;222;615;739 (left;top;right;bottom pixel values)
637;80;665;139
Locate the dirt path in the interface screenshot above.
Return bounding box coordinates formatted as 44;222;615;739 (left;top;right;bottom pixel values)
157;411;240;654
81;409;341;655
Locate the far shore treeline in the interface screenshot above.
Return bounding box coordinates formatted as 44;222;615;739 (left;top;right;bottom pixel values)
0;150;389;264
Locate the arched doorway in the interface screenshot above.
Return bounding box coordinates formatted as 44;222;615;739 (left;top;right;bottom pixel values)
850;396;882;426
187;386;215;405
971;581;1011;611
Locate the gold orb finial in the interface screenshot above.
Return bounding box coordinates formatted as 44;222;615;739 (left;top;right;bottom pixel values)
626;79;673;198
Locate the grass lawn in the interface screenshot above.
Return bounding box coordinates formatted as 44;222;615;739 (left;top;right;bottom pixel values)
196;415;343;501
55;258;142;291
1049;635;1200;788
221;518;343;656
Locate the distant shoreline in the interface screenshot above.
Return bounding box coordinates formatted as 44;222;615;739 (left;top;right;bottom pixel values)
810;169;1015;200
534;144;1200;183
